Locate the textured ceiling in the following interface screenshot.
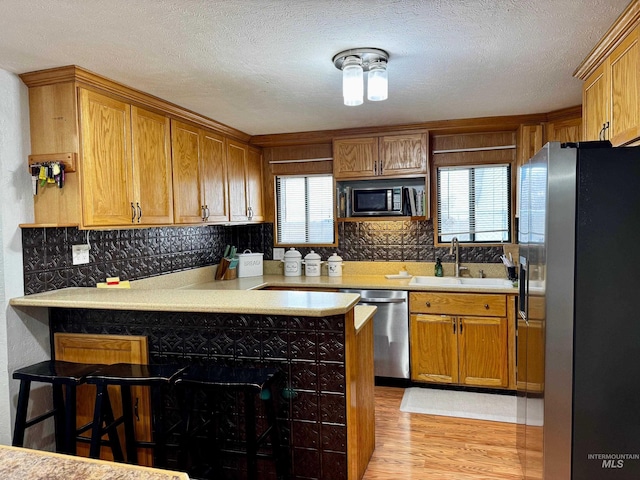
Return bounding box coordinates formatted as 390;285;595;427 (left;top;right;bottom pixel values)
0;0;631;136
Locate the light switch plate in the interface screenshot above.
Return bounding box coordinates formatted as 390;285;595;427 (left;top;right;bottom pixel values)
273;247;285;260
72;244;90;265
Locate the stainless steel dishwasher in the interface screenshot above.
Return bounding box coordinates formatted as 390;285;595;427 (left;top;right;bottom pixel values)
341;289;409;380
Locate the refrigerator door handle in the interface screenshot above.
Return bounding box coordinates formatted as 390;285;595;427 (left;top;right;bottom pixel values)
518;256;528;320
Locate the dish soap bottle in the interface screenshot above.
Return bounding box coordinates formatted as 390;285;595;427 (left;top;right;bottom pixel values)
434;258;443;277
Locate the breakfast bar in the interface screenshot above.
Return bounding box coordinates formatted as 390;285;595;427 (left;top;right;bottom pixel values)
10;286;376;480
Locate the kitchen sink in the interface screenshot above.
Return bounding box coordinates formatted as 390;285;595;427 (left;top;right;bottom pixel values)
408;276;514;288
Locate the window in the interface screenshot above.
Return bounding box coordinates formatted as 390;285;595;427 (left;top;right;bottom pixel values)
437;164;511;243
276;174;335;245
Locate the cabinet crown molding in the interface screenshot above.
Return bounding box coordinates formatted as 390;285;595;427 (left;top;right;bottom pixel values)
20;65;251;143
574;0;640;80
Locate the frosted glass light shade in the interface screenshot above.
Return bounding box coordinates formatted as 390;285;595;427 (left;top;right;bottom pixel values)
367;62;388;101
342;56;363;106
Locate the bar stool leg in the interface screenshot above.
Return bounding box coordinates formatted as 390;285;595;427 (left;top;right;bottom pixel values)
52;384;66;452
90;383;125;462
245;390;258;479
151;384;167;468
120;384;138;465
12;379;31;447
63;384;77;455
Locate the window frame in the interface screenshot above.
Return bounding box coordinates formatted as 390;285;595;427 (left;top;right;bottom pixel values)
432;155;517;247
273;173;338;248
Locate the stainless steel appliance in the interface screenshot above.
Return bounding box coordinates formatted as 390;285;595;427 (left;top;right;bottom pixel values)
341;289;409;379
350;186;404;216
517;141;640;479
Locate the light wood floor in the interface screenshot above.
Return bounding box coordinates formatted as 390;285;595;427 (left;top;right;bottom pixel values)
362;386;524;480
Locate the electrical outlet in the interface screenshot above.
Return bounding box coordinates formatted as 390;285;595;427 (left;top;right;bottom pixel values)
273;247;285;260
72;244;90;265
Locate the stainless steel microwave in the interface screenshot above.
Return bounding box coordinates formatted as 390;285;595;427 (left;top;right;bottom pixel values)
351;187;403;216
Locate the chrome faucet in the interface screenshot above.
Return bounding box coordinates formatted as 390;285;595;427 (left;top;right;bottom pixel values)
449;237;467;277
449;237;460;277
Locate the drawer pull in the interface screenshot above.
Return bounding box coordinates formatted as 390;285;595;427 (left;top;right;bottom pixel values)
484;304;489;309
425;302;431;307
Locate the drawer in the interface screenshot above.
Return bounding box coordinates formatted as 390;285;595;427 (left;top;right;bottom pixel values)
410;292;506;317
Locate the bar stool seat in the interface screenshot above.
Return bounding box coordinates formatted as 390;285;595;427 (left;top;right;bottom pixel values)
85;363;187;466
175;365;287;479
12;360;104;455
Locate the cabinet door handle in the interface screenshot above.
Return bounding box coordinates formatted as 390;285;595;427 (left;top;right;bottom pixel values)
204;205;210;221
201;205;206;221
459;319;463;334
247;206;253;219
379;159;383;175
136;202;142;223
452;317;456;334
130;202;136;223
374;160;378;175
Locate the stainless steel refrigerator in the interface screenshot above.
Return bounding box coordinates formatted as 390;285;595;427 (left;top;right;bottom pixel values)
517;141;640;479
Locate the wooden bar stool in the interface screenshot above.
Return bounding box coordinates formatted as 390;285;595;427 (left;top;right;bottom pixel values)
175;365;287;479
12;360;104;455
85;363;187;466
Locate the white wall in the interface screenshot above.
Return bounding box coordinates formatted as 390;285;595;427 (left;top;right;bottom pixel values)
0;68;51;447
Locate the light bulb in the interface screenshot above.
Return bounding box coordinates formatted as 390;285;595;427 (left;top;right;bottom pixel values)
342;56;363;106
367;61;388;101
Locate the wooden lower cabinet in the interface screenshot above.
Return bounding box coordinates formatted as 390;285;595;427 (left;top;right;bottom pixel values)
53;333;152;466
409;292;509;388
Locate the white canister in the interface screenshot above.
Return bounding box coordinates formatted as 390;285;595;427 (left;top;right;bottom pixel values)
282;248;302;276
327;253;343;277
303;250;322;277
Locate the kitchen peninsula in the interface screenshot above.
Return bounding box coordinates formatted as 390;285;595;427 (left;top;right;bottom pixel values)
10;281;376;480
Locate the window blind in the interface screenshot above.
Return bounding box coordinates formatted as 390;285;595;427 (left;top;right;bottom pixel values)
276;174;334;244
437;164;511;243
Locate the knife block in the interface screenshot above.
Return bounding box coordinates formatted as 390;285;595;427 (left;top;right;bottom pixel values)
223;267;237;280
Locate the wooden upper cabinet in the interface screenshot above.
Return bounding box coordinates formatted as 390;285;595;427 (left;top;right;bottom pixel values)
227;140;263;222
227;140;249;221
131;106;173;225
171;121;231;224
379;133;427;176
79;89;134;227
21;65;254;228
333;137;379;179
171;120;205;224
517;124;543;167
333;134;427;180
545;117;582;143
581;26;640;145
583;62;610;142
201;130;230;222
247;147;264;221
609;27;640;145
78;88;173;227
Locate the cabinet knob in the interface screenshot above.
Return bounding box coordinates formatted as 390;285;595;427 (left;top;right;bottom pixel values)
425;301;431;307
484;304;489;309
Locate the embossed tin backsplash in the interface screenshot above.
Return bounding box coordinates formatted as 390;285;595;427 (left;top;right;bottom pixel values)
21;220;502;294
21;224;271;294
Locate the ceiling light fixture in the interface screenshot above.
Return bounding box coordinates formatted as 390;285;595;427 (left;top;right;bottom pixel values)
333;48;389;106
